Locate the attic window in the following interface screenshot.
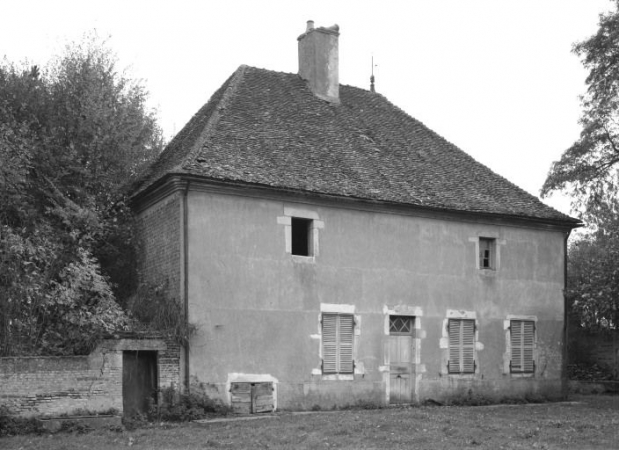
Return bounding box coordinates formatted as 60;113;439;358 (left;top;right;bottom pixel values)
291;218;312;256
479;238;496;270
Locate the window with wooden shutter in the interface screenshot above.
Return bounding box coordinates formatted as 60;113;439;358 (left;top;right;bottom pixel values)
448;319;475;374
322;313;354;374
510;320;535;373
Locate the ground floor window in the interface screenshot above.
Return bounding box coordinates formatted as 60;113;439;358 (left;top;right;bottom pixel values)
322;313;354;374
448;318;475;374
510;320;535;373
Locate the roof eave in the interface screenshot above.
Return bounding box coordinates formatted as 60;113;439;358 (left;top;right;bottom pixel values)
131;174;582;232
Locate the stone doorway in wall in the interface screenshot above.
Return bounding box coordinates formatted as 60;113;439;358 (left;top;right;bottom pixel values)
388;315;415;404
122;350;158;416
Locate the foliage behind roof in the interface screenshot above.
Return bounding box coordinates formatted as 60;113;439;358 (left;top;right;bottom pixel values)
133;65;579;226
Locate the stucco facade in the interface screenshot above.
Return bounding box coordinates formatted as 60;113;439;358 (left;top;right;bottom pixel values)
136;181;569;410
132;22;579;411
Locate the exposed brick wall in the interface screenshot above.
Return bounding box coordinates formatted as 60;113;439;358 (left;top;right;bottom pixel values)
136;192;182;302
159;339;181;389
0;338;181;417
0;347;122;417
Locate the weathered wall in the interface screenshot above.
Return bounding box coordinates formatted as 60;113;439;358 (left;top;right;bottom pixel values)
0;350;122;417
136;192;182;301
0;339;180;417
183;189;567;409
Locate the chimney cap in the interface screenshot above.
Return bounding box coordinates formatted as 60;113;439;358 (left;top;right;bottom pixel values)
322;24;340;34
298;22;340;40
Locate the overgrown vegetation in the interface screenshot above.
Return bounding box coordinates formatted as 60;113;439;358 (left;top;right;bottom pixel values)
0;406;44;437
0;33;168;356
149;379;232;422
121;378;231;430
566;214;619;331
127;283;195;347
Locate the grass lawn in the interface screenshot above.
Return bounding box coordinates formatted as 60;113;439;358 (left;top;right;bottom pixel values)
2;395;618;449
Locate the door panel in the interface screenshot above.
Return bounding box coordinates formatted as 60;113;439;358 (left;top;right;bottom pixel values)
389;373;411;404
389;335;412;364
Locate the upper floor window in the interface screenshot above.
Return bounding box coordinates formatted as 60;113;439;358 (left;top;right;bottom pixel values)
479;237;496;270
277;206;324;260
291;217;313;256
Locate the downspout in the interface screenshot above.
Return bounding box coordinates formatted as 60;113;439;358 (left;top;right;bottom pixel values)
183;182;190;391
562;229;572;399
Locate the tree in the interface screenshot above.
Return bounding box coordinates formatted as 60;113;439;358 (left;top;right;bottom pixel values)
542;2;619;333
0;34;165;355
542;0;619;220
567;219;619;332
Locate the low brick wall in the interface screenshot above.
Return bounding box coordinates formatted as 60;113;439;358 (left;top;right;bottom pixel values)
0;338;180;417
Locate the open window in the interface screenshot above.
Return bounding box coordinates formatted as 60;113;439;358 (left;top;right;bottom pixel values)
479;237;496;270
291;217;312;256
278;207;323;259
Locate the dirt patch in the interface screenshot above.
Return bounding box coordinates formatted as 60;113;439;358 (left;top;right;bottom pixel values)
3;395;618;449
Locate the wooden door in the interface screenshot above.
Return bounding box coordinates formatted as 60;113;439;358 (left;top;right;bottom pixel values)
252;383;275;413
230;382;274;414
123;351;158;417
388;316;415;404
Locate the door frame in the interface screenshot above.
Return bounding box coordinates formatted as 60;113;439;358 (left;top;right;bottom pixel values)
122;350;159;417
383;306;423;405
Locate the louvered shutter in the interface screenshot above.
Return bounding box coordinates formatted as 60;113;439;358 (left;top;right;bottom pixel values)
511;320;535;373
322;313;354;374
448;319;475;374
322;314;338;374
338;314;354;374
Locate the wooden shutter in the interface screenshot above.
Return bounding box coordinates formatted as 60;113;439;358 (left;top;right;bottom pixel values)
322;313;354;374
510;320;535;373
322;314;338;374
338;314;354;374
448;319;475;374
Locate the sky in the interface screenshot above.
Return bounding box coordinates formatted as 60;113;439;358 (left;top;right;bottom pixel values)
0;0;614;216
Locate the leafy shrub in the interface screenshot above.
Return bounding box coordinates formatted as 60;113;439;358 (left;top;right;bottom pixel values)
0;406;44;437
127;282;196;346
444;389;493;406
59;420;91;434
147;378;231;423
122;411;149;430
68;407;120;416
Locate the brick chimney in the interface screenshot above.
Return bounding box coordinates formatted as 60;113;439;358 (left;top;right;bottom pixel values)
298;21;340;103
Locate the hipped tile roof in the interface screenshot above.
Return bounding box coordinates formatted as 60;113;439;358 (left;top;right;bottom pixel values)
134;65;579;226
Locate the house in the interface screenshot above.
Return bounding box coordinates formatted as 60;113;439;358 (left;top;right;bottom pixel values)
131;21;581;411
